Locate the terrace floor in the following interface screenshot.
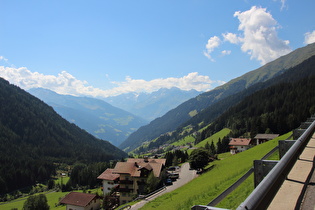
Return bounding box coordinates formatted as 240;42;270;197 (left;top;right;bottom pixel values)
268;133;315;210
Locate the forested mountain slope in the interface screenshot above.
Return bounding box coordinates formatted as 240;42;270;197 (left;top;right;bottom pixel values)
0;78;127;194
196;58;315;142
29;88;148;146
120;43;315;151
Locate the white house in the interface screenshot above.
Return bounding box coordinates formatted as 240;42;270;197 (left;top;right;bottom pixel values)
97;168;120;195
59;192;100;210
229;138;252;154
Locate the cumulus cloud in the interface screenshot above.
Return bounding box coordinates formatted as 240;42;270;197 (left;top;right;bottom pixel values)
204;36;221;61
0;66;224;97
304;30;315;45
204;6;291;65
234;6;291;65
223;33;241;44
111;72;225;93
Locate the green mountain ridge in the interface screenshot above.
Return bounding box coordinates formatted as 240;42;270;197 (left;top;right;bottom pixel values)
120;43;315;152
0;78;127;194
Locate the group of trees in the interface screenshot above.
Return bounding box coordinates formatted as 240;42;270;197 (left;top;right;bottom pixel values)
22;194;49;210
203;137;230;156
164;150;189;167
66;162;110;190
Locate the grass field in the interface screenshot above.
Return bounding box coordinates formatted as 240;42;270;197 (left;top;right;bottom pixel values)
171;135;195;146
195;128;231;148
140;132;292;210
0;188;103;210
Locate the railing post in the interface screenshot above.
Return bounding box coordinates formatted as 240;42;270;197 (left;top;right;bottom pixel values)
254;160;278;187
278;140;296;159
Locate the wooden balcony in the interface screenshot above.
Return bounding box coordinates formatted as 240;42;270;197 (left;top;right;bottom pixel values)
119;180;134;185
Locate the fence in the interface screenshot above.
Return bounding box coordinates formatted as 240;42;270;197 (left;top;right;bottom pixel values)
192;115;315;210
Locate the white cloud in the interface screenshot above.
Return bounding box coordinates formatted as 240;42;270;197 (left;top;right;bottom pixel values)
205;6;291;65
304;30;315;45
0;56;8;62
221;50;231;55
233;6;291;65
279;0;287;10
0;66;224;97
204;36;221;61
223;33;241;44
111;72;225;93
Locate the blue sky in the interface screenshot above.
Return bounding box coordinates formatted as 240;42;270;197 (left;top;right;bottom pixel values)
0;0;314;97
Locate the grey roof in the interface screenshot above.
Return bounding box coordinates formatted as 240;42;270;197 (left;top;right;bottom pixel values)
254;134;279;140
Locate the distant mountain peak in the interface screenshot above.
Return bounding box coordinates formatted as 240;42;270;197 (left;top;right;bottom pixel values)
103;88;202;121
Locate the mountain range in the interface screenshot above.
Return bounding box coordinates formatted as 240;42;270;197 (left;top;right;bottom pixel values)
28;88;148;146
29;87;201;146
120;43;315;152
103;87;201;121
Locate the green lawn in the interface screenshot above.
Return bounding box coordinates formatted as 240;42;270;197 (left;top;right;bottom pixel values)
140;132;292;210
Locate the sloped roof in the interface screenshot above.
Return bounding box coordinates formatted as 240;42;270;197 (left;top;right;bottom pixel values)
229;138;252;146
60;192;98;207
113;162;138;176
97;168;120;181
113;158;165;177
127;158;166;165
254;134;279;140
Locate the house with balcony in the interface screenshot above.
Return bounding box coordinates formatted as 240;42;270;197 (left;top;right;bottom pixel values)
97;168;120;195
99;157;166;205
229;138;253;154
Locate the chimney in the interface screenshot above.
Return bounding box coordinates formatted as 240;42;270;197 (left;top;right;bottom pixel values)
144;156;149;163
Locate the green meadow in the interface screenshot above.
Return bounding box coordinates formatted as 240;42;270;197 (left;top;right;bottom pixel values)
140;132;292;210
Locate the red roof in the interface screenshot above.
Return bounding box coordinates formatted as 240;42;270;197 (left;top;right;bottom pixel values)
113;158;166;177
60;192;98;207
229;138;252;146
127;158;166;165
97;168;120;180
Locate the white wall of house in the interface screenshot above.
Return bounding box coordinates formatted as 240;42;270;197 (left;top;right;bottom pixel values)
102;180;119;195
66;204;85;210
230;145;250;154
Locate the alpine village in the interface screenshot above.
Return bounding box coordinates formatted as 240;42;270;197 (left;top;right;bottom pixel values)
1;43;315;210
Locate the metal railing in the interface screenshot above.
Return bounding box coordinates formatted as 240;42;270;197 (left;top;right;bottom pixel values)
237;117;315;210
192;115;315;210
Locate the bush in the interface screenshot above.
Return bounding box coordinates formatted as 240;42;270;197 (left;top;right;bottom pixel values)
23;194;49;210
